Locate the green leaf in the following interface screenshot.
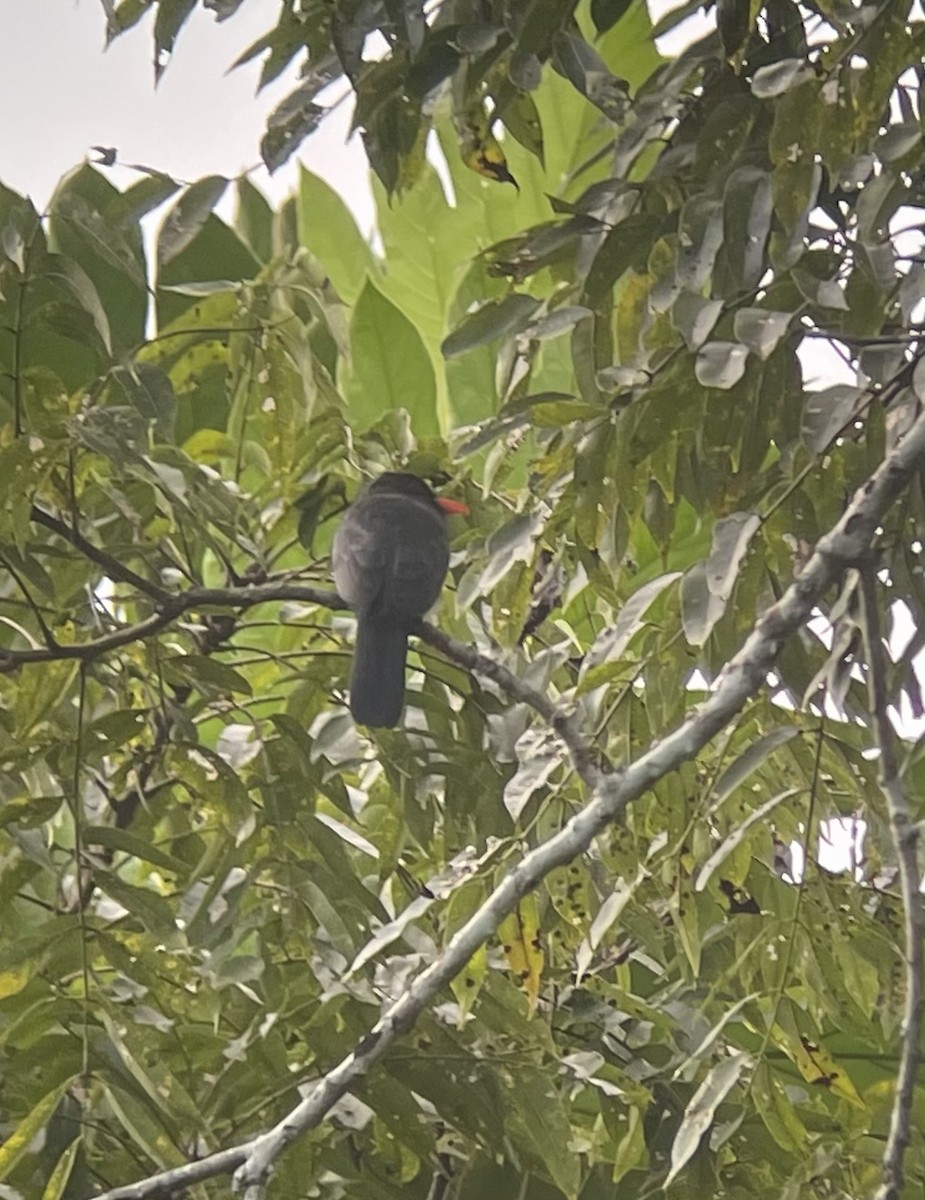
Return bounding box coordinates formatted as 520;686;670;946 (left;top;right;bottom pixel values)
717;0;752;58
706;512;761;605
801;385;864;452
47;165;148;349
733;308;791;359
441;294;542;358
84;826;186;873
261;85;327;173
0;1078;74;1180
95;872;180;939
110;363;177;441
582;214;664;307
695;342;749;389
158;176;230;267
162;654;253;697
695;786;802;891
590;0;635;35
551;32;629;122
667;1054;749;1185
154;0;197;80
297;166;374;303
346;279;438;435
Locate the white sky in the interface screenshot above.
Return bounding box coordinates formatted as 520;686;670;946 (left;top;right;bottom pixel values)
0;0;373;225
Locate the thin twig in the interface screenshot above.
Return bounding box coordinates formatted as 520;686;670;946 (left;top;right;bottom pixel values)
89;382;925;1200
859;563;924;1200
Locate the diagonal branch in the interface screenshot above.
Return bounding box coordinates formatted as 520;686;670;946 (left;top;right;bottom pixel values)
30;504;172;602
88;384;925;1200
859;564;924;1200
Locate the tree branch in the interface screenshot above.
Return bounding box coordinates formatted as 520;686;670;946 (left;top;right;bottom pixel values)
418;622;603;787
88;392;925;1200
859;564;924;1200
0;582;345;672
30;504;172;603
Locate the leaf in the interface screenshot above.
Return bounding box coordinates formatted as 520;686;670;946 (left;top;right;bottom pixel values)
717;0;751;58
47;169;148;349
751;58;813;98
523;305;593;341
503;727;565;820
458;510;545;607
681;561;726;647
346;279;438;435
801;385;864;452
673;292;724;351
162;654;253;698
551;32;629;122
493;84;545;165
714;728;801;803
591;0;635;35
786;1035;864;1106
158;176;230;267
579;572;682;690
41;1138;81;1200
0;1079;73;1180
261;84;328;173
110;363;177;441
44;253;113;355
695;342;749;389
732;307;791;359
666;1054;749;1185
154;0;197;80
96;872;180;938
441;294;542;358
677;196;724;291
583;214;664;306
498;895;544;1009
722;167;772;290
696;786;802;891
298;166;374;304
234;177;274;264
706;512;761;604
752;1062;807;1152
84;826;186;874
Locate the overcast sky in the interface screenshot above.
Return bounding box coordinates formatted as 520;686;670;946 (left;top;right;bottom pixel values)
0;0;373;225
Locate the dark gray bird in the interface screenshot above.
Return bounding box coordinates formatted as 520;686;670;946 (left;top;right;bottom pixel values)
332;473;466;727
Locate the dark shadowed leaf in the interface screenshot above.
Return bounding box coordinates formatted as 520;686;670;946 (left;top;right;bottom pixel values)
802;385;864;452
441;294;542;358
158;176;230;267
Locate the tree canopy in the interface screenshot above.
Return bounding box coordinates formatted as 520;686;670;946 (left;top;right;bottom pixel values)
1;1;925;1198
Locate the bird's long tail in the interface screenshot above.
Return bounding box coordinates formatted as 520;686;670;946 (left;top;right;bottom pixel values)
349;618;408;728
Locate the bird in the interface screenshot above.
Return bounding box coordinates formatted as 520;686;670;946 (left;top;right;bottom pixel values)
332;473;467;728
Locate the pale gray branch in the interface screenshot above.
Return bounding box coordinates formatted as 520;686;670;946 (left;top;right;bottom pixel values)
860;566;924;1200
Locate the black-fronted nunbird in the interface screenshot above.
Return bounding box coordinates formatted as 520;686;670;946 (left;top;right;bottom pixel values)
332;473;467;728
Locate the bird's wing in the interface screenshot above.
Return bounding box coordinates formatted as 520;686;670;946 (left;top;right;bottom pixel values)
333;493;451;618
332;503;390;611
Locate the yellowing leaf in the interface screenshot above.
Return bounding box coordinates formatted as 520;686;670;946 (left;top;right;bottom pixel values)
777;1031;864;1107
450;943;487;1024
499;895;544;1009
0;1078;73;1179
0;962;31;999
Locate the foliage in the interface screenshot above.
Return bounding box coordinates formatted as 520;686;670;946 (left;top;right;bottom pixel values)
1;1;925;1198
